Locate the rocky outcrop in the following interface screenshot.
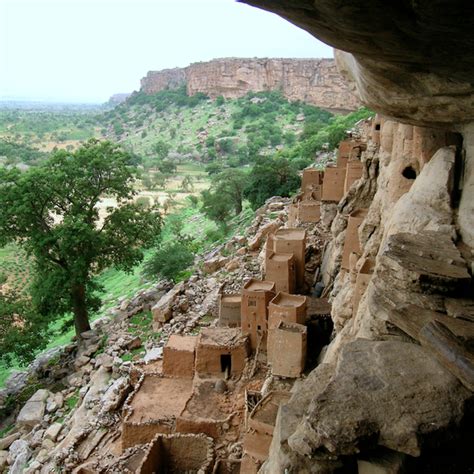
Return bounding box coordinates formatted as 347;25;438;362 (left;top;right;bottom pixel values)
140;58;361;112
140;67;186;94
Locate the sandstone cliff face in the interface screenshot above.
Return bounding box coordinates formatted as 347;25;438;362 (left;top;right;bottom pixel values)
140;67;186;94
140;58;361;112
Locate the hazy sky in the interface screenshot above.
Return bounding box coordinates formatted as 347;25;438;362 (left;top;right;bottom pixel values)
0;0;333;103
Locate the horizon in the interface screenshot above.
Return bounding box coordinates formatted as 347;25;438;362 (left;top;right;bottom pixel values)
0;0;333;104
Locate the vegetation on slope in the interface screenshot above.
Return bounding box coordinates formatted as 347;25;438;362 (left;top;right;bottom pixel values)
0;85;374;386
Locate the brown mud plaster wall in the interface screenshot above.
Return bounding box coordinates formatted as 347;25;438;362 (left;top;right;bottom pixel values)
195;328;250;377
122;374;193;449
138;433;215;474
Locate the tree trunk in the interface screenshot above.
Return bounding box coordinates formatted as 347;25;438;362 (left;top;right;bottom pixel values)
71;283;91;336
235;196;243;215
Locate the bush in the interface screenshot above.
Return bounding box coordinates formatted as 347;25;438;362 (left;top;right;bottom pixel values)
136;196;151;208
244;155;300;209
143;241;194;282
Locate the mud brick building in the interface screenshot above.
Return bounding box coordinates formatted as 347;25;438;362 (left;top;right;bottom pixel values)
264;251;296;294
241;279;276;351
272;229;306;290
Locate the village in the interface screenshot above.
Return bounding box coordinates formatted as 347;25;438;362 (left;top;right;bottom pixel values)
97;117;376;474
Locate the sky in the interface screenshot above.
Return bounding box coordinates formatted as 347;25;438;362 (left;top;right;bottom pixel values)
0;0;333;103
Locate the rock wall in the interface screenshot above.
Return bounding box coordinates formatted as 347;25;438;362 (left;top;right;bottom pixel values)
140;58;361;112
140;67;186;94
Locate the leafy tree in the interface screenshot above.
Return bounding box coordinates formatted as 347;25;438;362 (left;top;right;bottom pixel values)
213;169;247;214
142;241;194;283
244;156;300;209
0;139;162;337
157;159;177;175
0;291;50;365
152;140;170;160
205;162;223;175
201;190;234;227
143;213;194;282
181;175;194;192
201;168;247;227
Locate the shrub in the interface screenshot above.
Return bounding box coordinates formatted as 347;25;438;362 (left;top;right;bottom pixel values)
143;241;194;282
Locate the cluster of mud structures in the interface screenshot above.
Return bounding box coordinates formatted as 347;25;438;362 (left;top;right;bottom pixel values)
83;123;377;474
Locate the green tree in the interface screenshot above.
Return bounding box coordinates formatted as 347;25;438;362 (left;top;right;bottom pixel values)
181;175;194;192
152;140;170;160
0;139;162;337
201;168;246;227
201;189;234;227
142;241;194;283
157;159;177;175
244;156;300;209
0;291;50;365
212;169;247;215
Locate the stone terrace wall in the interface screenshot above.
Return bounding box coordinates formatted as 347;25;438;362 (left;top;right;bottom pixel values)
140;58;361;112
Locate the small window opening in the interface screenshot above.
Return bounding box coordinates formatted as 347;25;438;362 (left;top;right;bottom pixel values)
402;166;417;180
248;300;256;307
375;123;381;131
220;354;231;374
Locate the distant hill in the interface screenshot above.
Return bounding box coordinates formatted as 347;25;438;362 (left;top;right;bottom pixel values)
140;58;361;114
97;87;335;166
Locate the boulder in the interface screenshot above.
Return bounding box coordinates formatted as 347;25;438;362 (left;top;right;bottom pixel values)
0;431;20;450
95;353;114;370
74;355;91;370
247;220;281;251
225;258;241;272
8;439;31;474
287;340;470;458
0;450;8;472
151;282;185;328
202;256;229;274
16;389;50;428
44;423;63;442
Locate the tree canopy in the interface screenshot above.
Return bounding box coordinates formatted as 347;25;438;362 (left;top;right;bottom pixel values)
201;168;247;225
0;291;50;365
243;156;300;209
0;139;162;337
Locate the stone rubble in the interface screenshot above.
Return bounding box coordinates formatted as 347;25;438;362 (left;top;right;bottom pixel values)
0;195;307;473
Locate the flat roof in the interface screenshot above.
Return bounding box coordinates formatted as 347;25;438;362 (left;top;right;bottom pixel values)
244;279;275;292
273;228;306;240
270;292;307;308
166;335;198;352
128;375;193;424
221;295;242;304
199;327;247;348
268;253;293;262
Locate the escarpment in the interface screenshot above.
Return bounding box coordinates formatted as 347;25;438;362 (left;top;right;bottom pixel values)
140;58;361;113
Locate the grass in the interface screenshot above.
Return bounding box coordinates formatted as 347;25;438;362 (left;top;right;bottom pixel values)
64;391;80;413
0;424;14;438
121;346;146;363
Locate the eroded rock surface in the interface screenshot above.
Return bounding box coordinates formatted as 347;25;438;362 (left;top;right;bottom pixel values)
290;340;470;457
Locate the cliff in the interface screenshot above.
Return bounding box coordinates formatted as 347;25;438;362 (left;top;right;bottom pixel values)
140;58;361;113
140;67;186;94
